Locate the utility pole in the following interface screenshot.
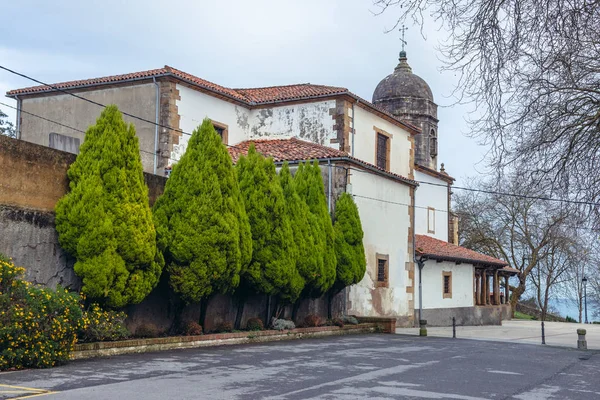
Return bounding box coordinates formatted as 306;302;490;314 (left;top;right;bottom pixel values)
583;276;588;324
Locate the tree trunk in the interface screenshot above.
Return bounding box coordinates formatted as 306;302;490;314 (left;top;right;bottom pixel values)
265;294;271;327
169;299;186;335
199;296;212;328
510;276;527;313
234;293;247;330
327;290;335;320
292;299;302;323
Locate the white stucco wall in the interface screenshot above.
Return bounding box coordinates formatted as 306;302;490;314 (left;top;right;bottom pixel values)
346;171;413;318
351;106;413;178
175;84;252;162
414;260;474;310
248;100;336;146
414;170;449;241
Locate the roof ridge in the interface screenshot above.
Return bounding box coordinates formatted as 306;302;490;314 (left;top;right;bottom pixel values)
233;83;347;91
6;66;170;96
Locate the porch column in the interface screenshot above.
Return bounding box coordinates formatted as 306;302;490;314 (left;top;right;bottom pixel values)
504;275;509;304
482;271;488;305
493;270;500;305
475;273;481;305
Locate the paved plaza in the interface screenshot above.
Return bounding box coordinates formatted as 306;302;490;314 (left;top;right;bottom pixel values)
1;333;598;399
396;320;600;350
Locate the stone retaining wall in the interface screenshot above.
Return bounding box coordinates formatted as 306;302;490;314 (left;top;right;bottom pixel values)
415;304;512;327
516;303;566;322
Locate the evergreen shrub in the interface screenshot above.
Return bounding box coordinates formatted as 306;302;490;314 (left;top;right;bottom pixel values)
78;304;129;343
0;258;83;370
214;321;233;333
154;119;251;306
342;315;359;325
272;319;295;331
304;314;321;327
245;317;264;331
55;105;163;308
332;317;344;328
182;321;203;336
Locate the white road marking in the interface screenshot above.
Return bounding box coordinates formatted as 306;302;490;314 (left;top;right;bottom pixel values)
487;370;522;375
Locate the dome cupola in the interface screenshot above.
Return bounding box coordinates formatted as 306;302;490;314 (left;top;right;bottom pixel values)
372;50;439;170
372;51;434;104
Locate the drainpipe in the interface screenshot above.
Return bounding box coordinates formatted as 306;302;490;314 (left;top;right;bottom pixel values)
152;77;160;175
412;186;425;325
351;99;358;157
327;159;332;215
14;95;21;140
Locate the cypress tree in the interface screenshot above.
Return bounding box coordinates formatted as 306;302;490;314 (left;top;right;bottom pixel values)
333;192;366;290
237;146;301;320
153;119;251;315
294;161;337;294
280;163;318;301
55;105;163;308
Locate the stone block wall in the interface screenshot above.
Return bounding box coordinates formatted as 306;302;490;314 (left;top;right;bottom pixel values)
0;136;166;288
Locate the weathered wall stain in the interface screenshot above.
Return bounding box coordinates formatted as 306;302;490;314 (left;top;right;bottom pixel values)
249;101;336;144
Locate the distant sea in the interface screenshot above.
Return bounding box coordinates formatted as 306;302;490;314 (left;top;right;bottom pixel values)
549;298;599;322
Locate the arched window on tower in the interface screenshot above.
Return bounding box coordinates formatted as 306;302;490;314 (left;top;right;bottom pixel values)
430;129;438;158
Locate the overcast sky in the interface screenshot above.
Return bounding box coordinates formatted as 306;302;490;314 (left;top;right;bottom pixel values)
1;0;493;184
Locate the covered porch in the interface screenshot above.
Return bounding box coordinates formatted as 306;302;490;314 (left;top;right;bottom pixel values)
474;266;520;306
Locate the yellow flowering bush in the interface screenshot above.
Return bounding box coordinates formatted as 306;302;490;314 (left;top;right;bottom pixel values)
0;256;83;371
78;303;129;343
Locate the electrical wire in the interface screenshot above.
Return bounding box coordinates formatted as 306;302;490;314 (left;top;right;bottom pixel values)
3;64;600;208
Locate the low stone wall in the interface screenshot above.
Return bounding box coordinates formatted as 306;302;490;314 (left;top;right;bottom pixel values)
414;305;512;327
516;303;566;322
72;324;378;360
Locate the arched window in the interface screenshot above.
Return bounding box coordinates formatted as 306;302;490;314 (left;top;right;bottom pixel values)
429;129;438;157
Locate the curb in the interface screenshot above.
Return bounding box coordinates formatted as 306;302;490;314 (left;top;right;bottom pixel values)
72;324;378;360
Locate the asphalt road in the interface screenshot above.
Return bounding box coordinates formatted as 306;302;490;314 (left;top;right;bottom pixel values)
0;334;598;399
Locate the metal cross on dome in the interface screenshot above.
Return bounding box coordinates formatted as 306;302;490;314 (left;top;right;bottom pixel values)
400;25;408;52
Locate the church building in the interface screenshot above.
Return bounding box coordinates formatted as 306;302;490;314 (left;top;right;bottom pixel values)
6;47;517;327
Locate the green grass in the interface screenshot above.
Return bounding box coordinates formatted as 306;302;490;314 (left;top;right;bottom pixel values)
514;311;536;320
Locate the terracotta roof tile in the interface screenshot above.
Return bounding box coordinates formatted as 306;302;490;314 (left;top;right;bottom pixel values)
228;137;416;185
6;67;171;96
416;234;509;268
165;66;248;102
234;84;348;103
6;66;420;133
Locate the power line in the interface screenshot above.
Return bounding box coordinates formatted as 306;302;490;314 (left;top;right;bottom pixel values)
0;101;85;134
342;166;600;208
3;65;600;208
1;101;597;232
0;101;166;160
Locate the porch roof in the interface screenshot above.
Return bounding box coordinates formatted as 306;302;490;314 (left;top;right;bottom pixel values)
415;234;509;268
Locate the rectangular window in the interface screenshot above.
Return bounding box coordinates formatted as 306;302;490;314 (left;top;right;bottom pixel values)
375;253;389;288
210;120;229;145
427;207;436;234
376;133;389;170
443;271;452;299
377;259;386;282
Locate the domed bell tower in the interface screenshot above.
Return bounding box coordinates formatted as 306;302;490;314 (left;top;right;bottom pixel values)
372;49;439;170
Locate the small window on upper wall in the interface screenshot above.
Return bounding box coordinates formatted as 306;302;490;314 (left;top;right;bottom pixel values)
443;271;452;298
430;129;438;157
427;207;436;234
375;253;389;288
376;133;390;170
211;120;228;144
